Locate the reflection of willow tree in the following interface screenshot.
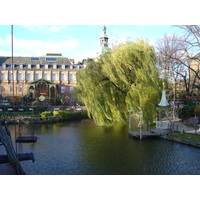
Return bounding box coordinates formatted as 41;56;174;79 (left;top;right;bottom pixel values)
76;40;162;126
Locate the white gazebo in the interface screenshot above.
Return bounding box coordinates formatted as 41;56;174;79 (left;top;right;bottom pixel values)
156;89;172;129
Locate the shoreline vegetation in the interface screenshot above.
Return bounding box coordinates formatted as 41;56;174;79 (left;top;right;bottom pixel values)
0;110;89;125
165;132;200;148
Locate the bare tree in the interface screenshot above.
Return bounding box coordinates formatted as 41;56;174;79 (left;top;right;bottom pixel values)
175;25;200;54
156;32;200;97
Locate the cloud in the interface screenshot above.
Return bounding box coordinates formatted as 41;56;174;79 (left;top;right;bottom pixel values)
75;50;99;61
21;25;46;32
111;28;136;40
0;34;79;57
21;25;68;33
48;26;68;33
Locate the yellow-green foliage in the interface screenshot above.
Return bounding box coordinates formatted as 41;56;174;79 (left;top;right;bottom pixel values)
194;104;200;117
41;111;53;120
53;110;69;117
76;39;162;126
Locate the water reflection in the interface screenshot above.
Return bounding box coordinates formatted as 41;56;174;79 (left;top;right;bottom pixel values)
4;119;200;175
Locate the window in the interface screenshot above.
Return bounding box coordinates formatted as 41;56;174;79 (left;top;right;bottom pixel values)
9;73;13;80
70;86;74;93
1;86;5;93
52;74;57;81
18;73;23;81
30;57;40;61
60;74;65;81
2;64;6;70
1;73;6;81
26;73;31;81
36;64;40;69
45;57;58;61
61;86;66;94
35;73;39;80
53;64;57;69
69;74;74;81
10;86;13;93
43;73;48;80
19;64;23;70
18;86;22;93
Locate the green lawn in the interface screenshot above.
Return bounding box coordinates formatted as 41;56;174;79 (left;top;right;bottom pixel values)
168;132;200;143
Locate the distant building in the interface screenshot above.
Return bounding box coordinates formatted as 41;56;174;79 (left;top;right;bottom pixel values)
190;53;200;85
0;26;110;106
0;53;85;105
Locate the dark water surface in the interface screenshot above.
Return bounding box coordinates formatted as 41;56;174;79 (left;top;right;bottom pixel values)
4;120;200;175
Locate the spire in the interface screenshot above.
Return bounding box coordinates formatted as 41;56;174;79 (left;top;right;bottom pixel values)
158;90;169;107
100;25;108;47
96;26;110;58
102;25;106;35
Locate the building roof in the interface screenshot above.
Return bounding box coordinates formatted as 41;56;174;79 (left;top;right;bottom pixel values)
0;56;72;65
0;56;83;71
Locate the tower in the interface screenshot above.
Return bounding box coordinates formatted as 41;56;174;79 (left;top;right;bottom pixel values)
97;25;110;57
100;25;109;47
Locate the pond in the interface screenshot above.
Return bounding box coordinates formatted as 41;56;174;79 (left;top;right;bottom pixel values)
2;119;200;175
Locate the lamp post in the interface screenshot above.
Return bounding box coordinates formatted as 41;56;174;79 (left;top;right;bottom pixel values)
11;25;15;120
128;110;132;132
139;111;143;140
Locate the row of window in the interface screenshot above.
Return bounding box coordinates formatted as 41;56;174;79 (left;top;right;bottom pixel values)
0;73;75;82
1;64;77;70
0;86;74;94
0;86;22;93
61;86;74;93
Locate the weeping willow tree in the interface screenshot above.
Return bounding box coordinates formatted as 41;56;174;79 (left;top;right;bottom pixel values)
75;39;163;126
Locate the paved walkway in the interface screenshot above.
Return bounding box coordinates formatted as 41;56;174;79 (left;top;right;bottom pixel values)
172;120;200;135
130;118;200;136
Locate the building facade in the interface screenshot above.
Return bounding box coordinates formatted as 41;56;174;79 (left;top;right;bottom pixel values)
190;54;200;85
0;25;109;106
0;53;85;105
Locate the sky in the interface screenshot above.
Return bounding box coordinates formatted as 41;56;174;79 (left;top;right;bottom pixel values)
0;25;184;62
0;0;199;62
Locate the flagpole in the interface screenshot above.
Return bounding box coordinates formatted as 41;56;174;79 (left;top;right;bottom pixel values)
11;25;15;119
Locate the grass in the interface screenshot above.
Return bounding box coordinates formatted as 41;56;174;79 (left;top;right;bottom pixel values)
168;132;200;143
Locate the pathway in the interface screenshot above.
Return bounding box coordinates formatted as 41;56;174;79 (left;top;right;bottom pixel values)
172;120;200;135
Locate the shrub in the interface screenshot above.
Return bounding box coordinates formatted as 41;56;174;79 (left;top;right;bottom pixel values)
53;110;88;120
194;104;200;117
41;111;53;120
53;110;69;117
178;103;196;120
